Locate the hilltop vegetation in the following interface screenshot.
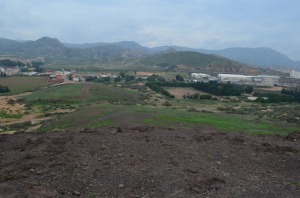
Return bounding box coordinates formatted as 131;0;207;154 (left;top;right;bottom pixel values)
141;51;223;67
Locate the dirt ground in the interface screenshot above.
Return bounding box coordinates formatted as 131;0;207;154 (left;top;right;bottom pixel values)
0;127;299;198
165;87;209;99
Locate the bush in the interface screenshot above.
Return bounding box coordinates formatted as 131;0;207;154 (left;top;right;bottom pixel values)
162;101;172;106
0;85;11;93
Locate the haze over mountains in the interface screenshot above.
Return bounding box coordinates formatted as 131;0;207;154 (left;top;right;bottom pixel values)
0;36;299;71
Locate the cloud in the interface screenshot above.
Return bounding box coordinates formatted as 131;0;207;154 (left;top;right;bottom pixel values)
0;0;299;60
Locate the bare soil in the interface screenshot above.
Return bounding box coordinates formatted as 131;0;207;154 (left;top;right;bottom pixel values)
0;127;299;198
165;87;206;99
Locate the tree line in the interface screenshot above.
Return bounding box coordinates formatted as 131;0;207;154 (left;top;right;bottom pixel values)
0;59;26;67
152;81;253;96
145;82;174;98
282;87;300;103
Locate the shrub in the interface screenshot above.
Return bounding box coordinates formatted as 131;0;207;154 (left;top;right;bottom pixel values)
0;85;11;93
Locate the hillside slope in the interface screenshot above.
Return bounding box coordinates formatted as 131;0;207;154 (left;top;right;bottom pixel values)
140;51;260;74
150;46;298;69
0;37;145;61
216;47;296;68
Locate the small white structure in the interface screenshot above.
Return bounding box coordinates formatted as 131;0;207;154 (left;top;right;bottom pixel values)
191;73;211;79
22;72;38;76
290;70;300;79
3;67;20;76
62;69;72;77
218;74;248;83
100;74;109;78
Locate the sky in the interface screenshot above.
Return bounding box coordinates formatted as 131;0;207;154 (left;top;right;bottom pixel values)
0;0;299;60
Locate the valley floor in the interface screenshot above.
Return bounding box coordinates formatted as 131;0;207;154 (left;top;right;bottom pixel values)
0;126;299;197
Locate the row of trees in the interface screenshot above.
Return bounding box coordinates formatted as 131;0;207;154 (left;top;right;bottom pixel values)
145;82;174;98
0;59;26;67
152;81;253;96
282;87;300;103
255;94;294;103
192;81;253;96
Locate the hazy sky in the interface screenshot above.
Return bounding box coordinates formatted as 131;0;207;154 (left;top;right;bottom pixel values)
1;0;299;60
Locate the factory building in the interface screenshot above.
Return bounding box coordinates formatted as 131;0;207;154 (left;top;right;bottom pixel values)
217;74;279;87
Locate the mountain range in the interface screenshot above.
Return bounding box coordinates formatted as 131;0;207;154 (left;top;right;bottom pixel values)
64;40;299;69
0;37;299;72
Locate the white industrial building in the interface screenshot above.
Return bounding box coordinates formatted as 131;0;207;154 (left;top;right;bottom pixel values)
290;70;300;79
218;74;280;87
217;74;248;83
191;73;213;82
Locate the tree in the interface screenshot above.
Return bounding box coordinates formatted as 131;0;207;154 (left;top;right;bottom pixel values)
114;77;121;82
31;61;44;72
245;85;253;94
175;74;184;81
31;61;44;67
68;74;73;80
125;75;135;82
0;72;7;77
119;71;126;78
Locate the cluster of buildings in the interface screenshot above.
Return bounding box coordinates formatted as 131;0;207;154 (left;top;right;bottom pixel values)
0;66;85;83
290;70;300;79
279;70;300;86
191;73;281;87
44;70;84;83
0;66;20;76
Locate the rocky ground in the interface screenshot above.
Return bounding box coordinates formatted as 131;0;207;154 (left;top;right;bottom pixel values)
0;126;299;198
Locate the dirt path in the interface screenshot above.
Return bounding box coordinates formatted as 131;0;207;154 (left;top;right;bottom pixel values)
0;127;299;197
0;92;32;100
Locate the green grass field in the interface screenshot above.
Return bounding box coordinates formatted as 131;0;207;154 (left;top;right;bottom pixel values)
24;83;145;105
5;81;297;136
0;77;54;93
143;108;298;135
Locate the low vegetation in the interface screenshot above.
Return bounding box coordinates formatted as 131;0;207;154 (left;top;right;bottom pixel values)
1;75;300;136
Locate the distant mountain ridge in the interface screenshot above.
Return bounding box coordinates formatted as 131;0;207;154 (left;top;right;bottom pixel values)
64;39;299;69
0;37;145;61
0;36;298;71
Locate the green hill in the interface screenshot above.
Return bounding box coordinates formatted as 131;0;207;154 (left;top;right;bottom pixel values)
141;51;223;67
140;51;260;74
